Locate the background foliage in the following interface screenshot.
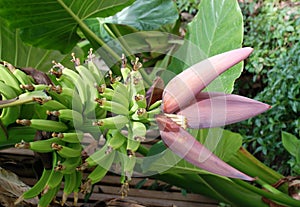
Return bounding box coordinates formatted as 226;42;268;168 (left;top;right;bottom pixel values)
229;0;300;175
175;0;300;175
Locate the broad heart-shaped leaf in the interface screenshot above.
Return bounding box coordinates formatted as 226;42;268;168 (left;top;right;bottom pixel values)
103;0;178;31
84;0;179;58
167;0;244;93
0;20;83;71
0;0;135;53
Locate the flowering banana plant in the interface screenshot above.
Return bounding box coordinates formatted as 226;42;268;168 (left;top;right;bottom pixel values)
155;47;270;181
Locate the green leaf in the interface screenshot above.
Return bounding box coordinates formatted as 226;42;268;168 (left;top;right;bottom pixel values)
104;0;178;31
0;0;135;53
84;0;179;58
167;0;244;93
282;131;300;158
0;20;83;71
190;128;242;162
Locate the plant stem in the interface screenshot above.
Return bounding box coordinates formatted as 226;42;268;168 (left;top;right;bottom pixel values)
106;24;136;62
56;0;121;68
234;178;300;207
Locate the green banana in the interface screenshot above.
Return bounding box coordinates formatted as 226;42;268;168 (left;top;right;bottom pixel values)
20;84;50;92
41;100;68;111
95;98;129;116
0;81;21;126
0;120;8;143
47;109;84;127
76;65;98;116
52;131;84;143
46;89;70;109
92;115;129;130
54;156;81;174
0;91;50;109
107;129;127;150
88;164;110;185
61;68;86;105
38;184;60;207
148;100;162;111
129;70;146;96
86;48;105;85
61;171;77;205
81;150;115;194
123;155;136;182
111;82;129;101
16;119;68;132
59;87;83;113
15;137;61;153
43;151;63;193
131;108;148;121
0;64;22;94
7;126;36;141
51;142;82;158
13;68;34;86
1;126;36;148
18;103;36;120
126;121;146;152
14;168;52;205
72;170;82;206
57;74;75;89
44;170;64;192
79;143;111;169
120;66;131;83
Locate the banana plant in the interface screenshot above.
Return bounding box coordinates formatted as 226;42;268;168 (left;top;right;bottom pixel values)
0;0;298;207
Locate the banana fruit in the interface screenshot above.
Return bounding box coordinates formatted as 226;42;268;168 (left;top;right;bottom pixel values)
1;51;163;205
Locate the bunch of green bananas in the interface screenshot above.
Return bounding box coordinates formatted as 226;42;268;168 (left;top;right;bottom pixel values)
0;50;163;206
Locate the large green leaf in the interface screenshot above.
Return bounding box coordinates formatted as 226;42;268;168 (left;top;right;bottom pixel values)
167;0;244;93
84;0;179;58
0;20;83;71
0;0;135;53
104;0;178;31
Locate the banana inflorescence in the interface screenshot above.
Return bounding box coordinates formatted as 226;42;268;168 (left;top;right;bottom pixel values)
0;50;163;206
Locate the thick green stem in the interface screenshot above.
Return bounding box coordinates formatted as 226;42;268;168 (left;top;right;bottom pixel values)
56;0;121;67
234;178;300;207
229;147;285;189
106;24;136;62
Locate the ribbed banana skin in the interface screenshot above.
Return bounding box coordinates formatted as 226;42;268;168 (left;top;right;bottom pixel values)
37;185;60;207
0;64;22;94
16;119;68;132
13;68;34;86
52;131;84;143
52;142;82;158
107;129;127;150
14;168;52;205
0;81;21;126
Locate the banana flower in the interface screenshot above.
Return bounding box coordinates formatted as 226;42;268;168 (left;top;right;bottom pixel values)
156;48;270;181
